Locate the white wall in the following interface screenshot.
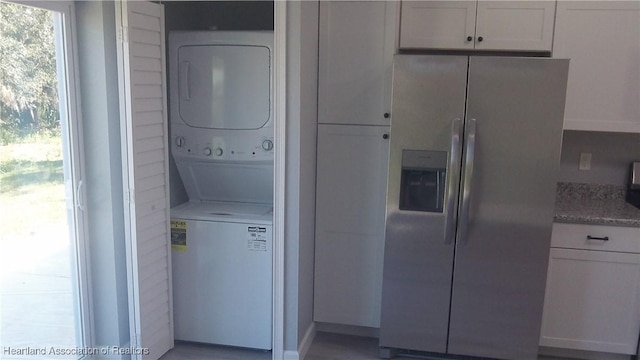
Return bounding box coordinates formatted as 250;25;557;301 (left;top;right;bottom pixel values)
75;1;131;349
559;131;640;185
284;0;319;357
163;1;273;31
296;0;319;348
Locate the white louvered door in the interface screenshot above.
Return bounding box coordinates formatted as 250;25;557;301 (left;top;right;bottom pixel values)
116;1;173;359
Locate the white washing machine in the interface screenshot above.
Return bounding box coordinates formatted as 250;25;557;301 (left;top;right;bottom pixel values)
168;31;274;350
171;201;273;349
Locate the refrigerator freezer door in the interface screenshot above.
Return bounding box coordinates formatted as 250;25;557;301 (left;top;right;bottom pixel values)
380;55;467;353
448;57;569;360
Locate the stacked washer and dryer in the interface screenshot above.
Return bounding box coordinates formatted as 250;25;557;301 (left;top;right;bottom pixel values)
168;31;274;350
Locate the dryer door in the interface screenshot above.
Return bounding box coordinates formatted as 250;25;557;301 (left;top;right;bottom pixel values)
177;44;271;130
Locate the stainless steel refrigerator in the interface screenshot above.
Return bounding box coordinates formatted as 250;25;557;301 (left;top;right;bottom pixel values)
379;56;569;360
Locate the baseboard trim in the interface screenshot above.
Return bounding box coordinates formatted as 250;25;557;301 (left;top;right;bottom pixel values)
283;350;299;360
283;322;317;360
314;322;380;338
539;346;633;360
298;322;316;360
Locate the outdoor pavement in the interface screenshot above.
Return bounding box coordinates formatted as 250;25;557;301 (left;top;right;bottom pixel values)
0;224;78;359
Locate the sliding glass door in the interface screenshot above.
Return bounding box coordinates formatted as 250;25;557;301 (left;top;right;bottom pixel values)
0;1;90;357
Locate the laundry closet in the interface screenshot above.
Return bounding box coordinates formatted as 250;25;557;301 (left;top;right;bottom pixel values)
162;0;275;351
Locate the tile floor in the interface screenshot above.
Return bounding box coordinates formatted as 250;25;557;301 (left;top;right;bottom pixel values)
305;332;389;360
159;341;271;360
305;332;574;360
160;332;577;360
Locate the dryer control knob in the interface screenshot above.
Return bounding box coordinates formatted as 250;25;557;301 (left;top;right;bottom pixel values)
203;147;212;156
262;139;274;151
175;136;185;148
214;147;224;156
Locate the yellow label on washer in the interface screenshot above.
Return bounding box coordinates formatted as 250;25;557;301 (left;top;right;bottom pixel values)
171;220;187;251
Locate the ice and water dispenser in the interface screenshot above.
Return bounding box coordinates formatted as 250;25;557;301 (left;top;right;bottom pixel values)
399;150;447;213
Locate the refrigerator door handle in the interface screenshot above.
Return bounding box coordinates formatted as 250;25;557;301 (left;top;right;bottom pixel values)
445;118;463;245
459;118;477;245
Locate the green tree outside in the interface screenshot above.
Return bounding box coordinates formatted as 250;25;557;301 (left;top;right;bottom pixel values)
0;1;59;144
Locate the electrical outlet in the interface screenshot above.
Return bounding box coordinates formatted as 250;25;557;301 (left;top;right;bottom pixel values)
579;153;592;170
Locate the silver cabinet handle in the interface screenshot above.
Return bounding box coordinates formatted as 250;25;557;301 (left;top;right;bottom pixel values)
445;118;463;245
587;235;609;241
458;118;477;245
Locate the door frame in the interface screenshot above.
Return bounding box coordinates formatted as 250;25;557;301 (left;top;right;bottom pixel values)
273;1;286;359
115;1;286;357
4;0;94;349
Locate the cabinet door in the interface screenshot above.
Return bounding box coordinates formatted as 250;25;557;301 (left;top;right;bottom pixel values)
554;1;640;133
318;1;396;126
313;124;390;327
540;248;640;354
399;1;476;50
116;2;174;358
475;1;555;51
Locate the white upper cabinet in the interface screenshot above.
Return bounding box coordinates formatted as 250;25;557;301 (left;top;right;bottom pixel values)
318;1;396;126
553;1;640;133
475;1;555;51
399;1;555;52
400;1;477;50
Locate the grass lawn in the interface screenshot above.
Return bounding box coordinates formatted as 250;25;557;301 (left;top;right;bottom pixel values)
0;136;79;350
0;136;69;271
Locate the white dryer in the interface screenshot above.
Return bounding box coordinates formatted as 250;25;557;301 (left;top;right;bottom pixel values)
168;31;274;350
171;202;272;350
169;31;274;205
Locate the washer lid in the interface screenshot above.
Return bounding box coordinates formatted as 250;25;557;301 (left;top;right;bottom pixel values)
171;201;273;224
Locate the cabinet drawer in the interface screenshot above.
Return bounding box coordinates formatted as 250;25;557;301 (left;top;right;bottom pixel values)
551;223;640;253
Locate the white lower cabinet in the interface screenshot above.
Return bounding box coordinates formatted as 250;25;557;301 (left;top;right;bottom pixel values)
540;224;640;355
313;124;390;327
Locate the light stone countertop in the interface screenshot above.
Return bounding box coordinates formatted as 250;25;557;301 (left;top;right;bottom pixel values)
554;182;640;227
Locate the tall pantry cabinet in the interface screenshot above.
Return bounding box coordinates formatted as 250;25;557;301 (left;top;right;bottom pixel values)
313;1;396;328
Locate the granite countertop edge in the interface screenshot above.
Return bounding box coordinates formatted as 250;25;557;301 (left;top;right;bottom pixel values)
554;182;640;228
553;214;640;227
